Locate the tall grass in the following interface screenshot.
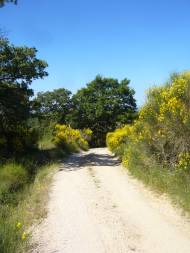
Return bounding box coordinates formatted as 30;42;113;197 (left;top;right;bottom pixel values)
0;139;66;252
38;124;55;150
0;162;58;253
123;144;190;213
0;121;92;252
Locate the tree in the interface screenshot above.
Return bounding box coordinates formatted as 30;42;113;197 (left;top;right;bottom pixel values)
69;75;137;147
33;88;72;123
0;37;48;155
0;0;17;7
0;38;48;84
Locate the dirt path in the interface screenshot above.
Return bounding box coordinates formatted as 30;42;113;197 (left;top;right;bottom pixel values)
33;148;190;253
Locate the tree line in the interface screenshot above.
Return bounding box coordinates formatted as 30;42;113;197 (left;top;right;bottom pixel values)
0;35;137;158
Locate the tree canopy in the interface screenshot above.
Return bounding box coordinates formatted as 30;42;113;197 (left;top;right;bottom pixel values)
0;37;48;155
0;0;17;7
33;88;72;123
69;75;137;146
0;35;137;152
0;38;48;85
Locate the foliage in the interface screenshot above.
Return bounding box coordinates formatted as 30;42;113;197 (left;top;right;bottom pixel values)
0;133;69;253
69;75;137;147
0;37;48;156
0;160;58;253
82;128;93;142
108;71;190;167
54;124;92;152
0;124;39;157
33;88;72;123
107;71;190;213
134;71;190;167
0;163;28;203
0;37;48;84
106;125;132;157
176;152;190;172
0;0;17;7
37;123;56;150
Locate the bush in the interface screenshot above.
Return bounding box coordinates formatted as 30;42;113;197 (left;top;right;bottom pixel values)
108;71;190;169
106;125;131;157
107;71;190;213
53;124;92;152
135;72;190;167
0;125;39;157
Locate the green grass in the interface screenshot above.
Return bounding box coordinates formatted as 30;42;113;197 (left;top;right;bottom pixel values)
0;140;67;253
38;126;55;150
0;125;90;252
0;163;28;202
122;144;190;215
0;159;59;253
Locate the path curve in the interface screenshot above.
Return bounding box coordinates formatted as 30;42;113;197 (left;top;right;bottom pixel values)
33;148;190;253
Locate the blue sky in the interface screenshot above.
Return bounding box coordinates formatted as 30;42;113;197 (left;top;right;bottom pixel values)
1;0;190;105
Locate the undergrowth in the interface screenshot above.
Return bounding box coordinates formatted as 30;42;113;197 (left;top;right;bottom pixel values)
0;121;92;252
0;147;65;253
124;144;190;214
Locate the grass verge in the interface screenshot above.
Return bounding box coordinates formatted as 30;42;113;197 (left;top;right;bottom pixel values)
0;148;65;253
122;144;190;215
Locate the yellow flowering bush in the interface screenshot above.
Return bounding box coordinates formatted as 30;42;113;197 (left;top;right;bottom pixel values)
81;128;93;141
106;125;131;154
106;125;132;157
107;71;190;170
54;124;92;152
106;72;190;214
135;72;190;164
176;152;190;172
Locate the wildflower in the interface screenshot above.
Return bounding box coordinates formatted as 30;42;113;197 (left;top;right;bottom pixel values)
16;222;22;229
176;152;190;172
21;232;27;240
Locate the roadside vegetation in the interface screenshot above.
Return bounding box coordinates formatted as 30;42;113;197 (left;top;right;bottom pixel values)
0;35;92;252
54;124;92;152
107;72;190;214
3;25;190;251
3;0;190;251
0;32;136;252
33;75;137;147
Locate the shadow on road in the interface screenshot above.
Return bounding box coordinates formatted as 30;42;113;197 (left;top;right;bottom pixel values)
59;152;120;172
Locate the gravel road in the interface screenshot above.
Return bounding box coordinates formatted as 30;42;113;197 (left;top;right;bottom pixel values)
33;148;190;253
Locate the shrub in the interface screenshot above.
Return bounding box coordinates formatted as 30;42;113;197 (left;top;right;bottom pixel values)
81;128;93;142
106;71;190;213
53;124;92;152
0;125;39;157
107;71;190;168
136;72;190;166
106;125;132;157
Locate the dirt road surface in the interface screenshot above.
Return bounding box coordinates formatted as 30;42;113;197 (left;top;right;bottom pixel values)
33;148;190;253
